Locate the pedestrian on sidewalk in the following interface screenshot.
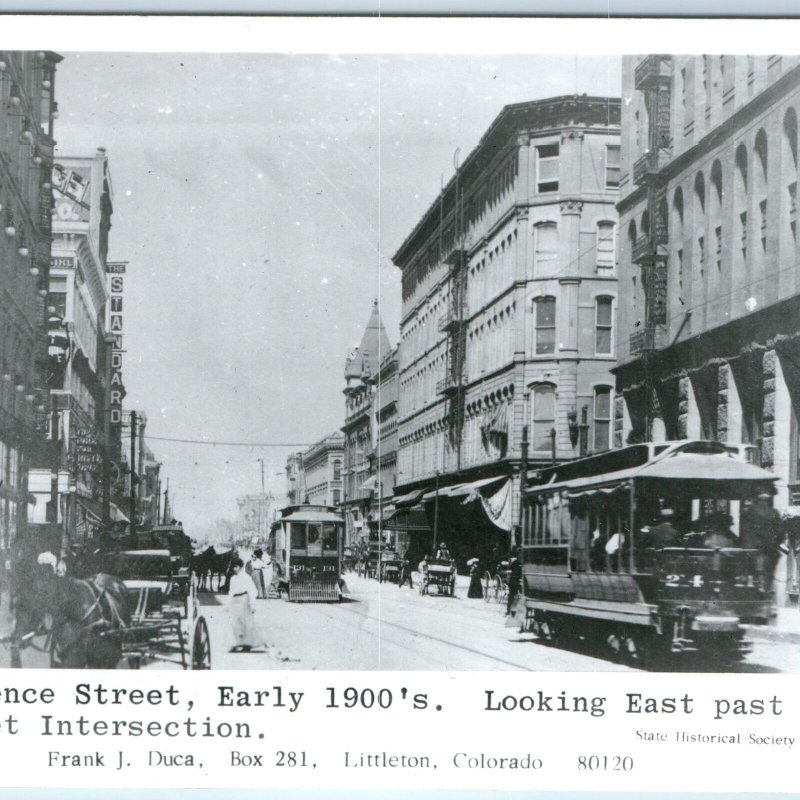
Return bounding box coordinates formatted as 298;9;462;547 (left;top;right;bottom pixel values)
505;552;522;615
467;558;483;599
228;558;260;652
250;548;267;599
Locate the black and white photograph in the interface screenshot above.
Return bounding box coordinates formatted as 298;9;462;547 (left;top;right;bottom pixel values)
1;34;800;675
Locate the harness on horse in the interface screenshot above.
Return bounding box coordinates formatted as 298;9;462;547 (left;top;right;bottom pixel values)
79;576;128;630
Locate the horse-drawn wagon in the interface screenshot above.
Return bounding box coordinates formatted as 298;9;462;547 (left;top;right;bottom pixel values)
378;549;403;584
419;557;456;596
90;549;211;669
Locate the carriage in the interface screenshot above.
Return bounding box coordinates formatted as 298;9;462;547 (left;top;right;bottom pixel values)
269;504;345;601
63;549;212;670
511;440;778;665
378;549;403;583
419;557;456;596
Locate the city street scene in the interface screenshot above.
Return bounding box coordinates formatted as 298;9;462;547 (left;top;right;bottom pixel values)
1;49;800;672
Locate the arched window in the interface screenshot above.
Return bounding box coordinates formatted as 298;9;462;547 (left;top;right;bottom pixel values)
783;109;798;241
534;221;558;273
533;296;556;355
596;221;616;272
755;129;769;253
694;171;706;273
593;386;613;453
531;384;556;452
784;108;798;170
710;160;723;272
735;144;749;266
595;296;614;355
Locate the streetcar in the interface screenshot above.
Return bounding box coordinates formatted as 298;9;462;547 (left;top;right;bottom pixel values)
268;504;346;601
511;440;778;665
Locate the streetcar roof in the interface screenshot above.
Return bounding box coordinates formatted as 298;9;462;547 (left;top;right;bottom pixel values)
282;510;343;523
526;449;777;498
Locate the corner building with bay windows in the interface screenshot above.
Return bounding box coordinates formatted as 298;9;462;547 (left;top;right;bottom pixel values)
392;95;621;569
614;55;800;606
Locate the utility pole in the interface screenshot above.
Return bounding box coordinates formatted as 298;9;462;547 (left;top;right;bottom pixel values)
518;391;530;550
137;414;146;527
129;410;137;545
163;478;169;524
432;469;440;555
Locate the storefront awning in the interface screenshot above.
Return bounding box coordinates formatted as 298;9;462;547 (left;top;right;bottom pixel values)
421;475;506;501
110;502;130;523
76;494;102;524
392;488;426;507
386;504;430;532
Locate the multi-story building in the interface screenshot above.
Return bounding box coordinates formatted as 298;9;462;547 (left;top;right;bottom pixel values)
286;432;344;508
29;148;116;547
614;54;800;606
393;95;621;567
0;50;62;559
341;300;395;545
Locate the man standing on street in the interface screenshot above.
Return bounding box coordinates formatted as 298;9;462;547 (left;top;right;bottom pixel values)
505;551;522;616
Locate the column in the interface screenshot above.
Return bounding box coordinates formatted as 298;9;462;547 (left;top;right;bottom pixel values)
763;349;791;509
717;363;743;443
678;374;702;439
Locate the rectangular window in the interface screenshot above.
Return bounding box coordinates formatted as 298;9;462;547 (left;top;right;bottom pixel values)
48;275;67;319
677;248;684;291
680;68;687;108
534;297;556;355
535;143;559;193
715;225;722;271
595;297;613;355
593;387;612;452
760;199;768;250
534;222;558;273
596;222;615;272
290;522;306;549
605;145;620;189
332;489;341;506
532;385;556;451
790;182;797;241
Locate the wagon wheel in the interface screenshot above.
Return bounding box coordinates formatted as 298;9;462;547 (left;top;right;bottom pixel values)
191;617;212;670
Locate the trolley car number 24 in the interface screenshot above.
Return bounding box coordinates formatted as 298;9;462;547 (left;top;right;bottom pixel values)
577;755;633;771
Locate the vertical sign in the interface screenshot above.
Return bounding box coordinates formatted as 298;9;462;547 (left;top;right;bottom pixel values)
105;262;127;425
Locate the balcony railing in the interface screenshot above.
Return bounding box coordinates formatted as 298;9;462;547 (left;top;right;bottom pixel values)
634;54;672;90
438;304;465;333
436;374;465;397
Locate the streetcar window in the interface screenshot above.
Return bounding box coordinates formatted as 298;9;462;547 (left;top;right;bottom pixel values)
321;523;338;550
290;523;306;549
307;523;321;545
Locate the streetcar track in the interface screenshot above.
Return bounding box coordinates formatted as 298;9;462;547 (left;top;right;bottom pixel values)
290;594;629;672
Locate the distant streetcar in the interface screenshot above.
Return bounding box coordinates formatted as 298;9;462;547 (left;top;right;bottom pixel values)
511;440;778;665
269;504;345;601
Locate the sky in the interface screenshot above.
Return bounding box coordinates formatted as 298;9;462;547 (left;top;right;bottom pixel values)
53;52;622;533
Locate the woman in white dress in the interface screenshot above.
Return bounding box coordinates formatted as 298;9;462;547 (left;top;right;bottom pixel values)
228;558;259;652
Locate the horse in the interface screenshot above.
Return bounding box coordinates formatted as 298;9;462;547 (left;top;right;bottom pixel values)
12;563;132;668
191;546;237;592
191;546;215;592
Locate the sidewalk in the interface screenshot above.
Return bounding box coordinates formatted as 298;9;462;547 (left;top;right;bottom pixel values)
745;607;800;645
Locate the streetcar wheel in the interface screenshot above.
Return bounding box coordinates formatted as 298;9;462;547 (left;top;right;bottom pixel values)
191;617;212;670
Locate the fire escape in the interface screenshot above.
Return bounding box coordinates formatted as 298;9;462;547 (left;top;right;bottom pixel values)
436;190;468;469
630;55;673;436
